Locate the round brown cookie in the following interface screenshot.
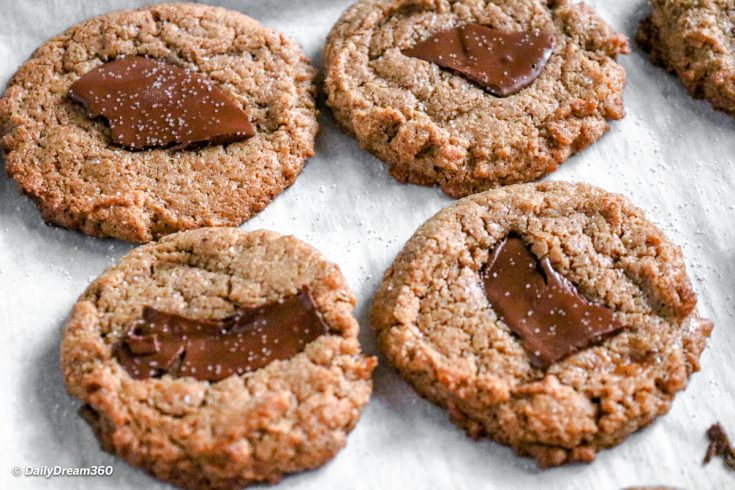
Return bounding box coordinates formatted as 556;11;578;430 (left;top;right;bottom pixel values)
372;181;712;467
638;0;735;115
0;3;317;243
61;227;376;489
324;0;629;198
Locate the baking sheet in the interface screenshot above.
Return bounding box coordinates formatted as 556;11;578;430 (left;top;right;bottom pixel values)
0;1;733;488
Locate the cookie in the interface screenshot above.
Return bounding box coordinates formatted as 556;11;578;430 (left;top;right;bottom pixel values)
0;3;317;242
324;0;629;198
624;487;681;490
638;0;735;115
372;181;712;467
61;228;376;489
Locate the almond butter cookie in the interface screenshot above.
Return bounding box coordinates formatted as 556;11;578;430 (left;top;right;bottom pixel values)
372;181;712;467
0;3;317;242
638;0;735;115
324;0;629;197
61;227;376;489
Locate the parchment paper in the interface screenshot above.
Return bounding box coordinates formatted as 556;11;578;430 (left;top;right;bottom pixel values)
1;1;733;489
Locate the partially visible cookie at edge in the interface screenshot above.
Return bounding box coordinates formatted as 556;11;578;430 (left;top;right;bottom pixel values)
372;181;712;467
0;3;318;242
61;227;376;489
638;0;735;115
324;0;629;197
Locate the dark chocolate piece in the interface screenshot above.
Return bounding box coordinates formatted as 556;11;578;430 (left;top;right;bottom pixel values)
704;423;735;470
402;24;554;97
69;56;254;150
482;236;623;368
116;290;331;381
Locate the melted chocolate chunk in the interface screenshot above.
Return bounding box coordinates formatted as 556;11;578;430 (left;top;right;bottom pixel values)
69;56;254;150
402;24;554;97
482;236;623;368
704;423;735;470
116;290;332;381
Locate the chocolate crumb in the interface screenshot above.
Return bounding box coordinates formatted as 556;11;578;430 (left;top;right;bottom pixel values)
704;423;735;470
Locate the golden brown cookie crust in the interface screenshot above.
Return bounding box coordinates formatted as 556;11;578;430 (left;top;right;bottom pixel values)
638;0;735;116
324;0;629;197
0;3;318;242
371;181;712;467
61;228;376;489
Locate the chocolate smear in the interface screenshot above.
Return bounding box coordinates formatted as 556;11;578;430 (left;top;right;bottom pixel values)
402;24;554;97
116;290;332;382
482;236;623;368
69;56;254;150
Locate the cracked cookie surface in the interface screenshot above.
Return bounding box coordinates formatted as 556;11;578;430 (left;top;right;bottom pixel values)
638;0;735;115
324;0;629;197
371;181;711;467
61;228;376;489
0;3;317;242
